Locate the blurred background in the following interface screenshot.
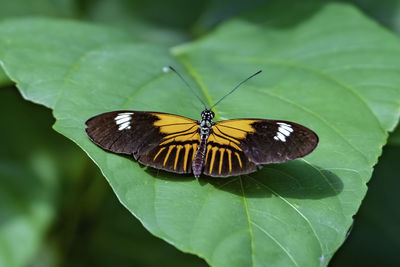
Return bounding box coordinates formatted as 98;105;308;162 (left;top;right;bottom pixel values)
0;0;399;266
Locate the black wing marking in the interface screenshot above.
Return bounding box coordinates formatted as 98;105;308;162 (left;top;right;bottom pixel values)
86;111;162;158
214;119;319;165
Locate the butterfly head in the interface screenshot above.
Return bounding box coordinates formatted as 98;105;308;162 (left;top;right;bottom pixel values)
201;110;214;121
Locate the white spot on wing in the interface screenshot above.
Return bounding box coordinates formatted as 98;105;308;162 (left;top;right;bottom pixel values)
281;125;293;133
274;122;293;142
278;122;293;131
118;121;131;131
115;116;131;125
115;112;133;131
279;127;291;137
115;112;133;121
276;132;286;142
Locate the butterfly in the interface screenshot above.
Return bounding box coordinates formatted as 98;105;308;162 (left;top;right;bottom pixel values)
85;67;318;178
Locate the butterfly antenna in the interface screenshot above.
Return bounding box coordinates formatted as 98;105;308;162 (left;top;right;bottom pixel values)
210;70;262;109
168;66;207;109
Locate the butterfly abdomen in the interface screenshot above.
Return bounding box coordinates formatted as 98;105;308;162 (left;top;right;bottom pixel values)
192;135;208;178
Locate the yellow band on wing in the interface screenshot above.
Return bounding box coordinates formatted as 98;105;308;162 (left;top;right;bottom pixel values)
152;113;196;134
183;144;191;171
235;152;242;168
218;148;225;175
174;145;183;170
153;147;166;161
209;146;219;174
163;145;175;166
227;149;232;172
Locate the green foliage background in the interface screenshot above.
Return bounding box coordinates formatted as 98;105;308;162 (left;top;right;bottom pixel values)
0;0;399;266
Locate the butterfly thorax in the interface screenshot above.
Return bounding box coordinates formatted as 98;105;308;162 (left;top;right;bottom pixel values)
192;110;215;178
199;109;215;137
199;119;212;136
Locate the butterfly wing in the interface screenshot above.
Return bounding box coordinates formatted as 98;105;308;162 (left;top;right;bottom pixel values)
202;143;258;177
85;111;200;174
203;119;318;177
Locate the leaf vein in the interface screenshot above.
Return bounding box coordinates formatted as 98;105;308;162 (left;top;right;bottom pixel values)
248;176;326;256
239;177;256;267
251;221;299;267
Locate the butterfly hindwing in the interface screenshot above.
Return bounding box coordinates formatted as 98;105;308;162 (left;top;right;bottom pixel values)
202;143;257;177
213;119;319;166
139;140;200;174
85;111;200;174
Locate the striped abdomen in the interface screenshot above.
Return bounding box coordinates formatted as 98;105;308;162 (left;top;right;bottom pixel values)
192;135;208;178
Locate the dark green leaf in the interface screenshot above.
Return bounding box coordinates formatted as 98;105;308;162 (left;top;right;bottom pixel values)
0;68;10;87
344;0;400;35
82;0;197;45
59;171;207;267
0;0;76;18
330;144;400;266
388;125;400;146
0;88;80;267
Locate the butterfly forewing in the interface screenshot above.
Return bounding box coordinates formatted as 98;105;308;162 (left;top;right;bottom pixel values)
214;119;319;166
85;111;164;156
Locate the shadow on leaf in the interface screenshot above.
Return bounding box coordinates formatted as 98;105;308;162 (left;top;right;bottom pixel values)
144;159;342;200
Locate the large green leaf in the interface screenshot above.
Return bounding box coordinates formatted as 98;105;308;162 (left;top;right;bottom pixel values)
0;2;399;267
174;2;400;131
